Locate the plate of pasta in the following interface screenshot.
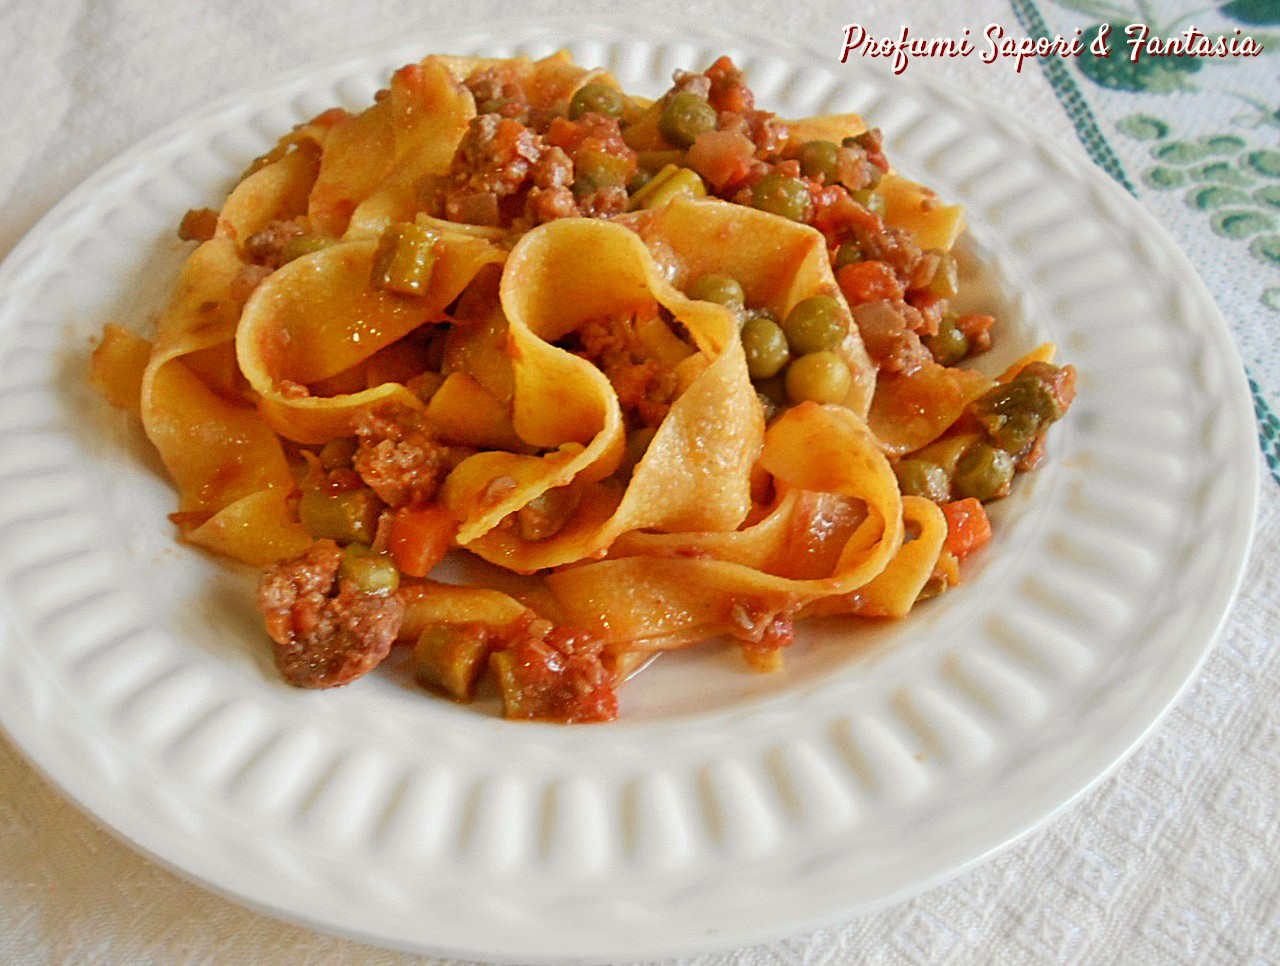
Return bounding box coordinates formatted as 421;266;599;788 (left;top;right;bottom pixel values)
0;18;1257;963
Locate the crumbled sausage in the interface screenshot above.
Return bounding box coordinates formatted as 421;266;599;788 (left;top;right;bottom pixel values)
353;405;451;507
493;621;618;722
257;539;404;688
574;313;680;428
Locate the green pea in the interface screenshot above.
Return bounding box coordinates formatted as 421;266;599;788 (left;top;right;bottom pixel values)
756;391;779;423
687;273;745;309
659;91;717;148
741;316;790;379
785;351;852;404
516;486;581;541
298;488;381;545
925;318;969;366
317;436;358;470
783;295;846;354
799;140;840;183
833;240;864;268
971;378;1055;452
752;171;812;222
569;82;627;120
894;459;950;502
850;187;885;213
952;443;1014;502
338;544;400;595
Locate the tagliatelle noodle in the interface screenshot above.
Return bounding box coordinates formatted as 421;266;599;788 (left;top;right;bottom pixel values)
235;230;504;443
546;402;906;648
800;495;948;620
868;361;994;456
442;217;763;571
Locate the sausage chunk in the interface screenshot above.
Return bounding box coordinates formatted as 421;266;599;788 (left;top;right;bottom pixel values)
353;405;451;508
257;539;404;688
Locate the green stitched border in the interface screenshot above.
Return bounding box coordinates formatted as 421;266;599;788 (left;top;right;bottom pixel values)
1011;0;1279;485
1250;374;1280;481
1009;0;1136;194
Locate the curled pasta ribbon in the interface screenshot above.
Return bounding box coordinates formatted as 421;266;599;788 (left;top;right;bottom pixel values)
442;217;763;570
868;361;993;456
434;51;608;113
235;229;504;443
309;56;473;238
621;196;878;418
134;142;335;564
546;402;912;648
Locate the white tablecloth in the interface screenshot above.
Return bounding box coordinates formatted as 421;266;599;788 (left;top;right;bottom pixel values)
2;1;1277;962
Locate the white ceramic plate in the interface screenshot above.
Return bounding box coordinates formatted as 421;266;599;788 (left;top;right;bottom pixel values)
0;18;1258;965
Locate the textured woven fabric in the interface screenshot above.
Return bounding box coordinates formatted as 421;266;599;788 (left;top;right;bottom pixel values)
1;1;1276;963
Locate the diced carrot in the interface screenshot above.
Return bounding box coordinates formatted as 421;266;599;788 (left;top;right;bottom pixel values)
836;260;904;304
685;129;755;189
941;498;992;561
389;505;458;577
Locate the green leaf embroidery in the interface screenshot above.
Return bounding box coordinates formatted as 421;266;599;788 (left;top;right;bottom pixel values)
1248;233;1280;263
1117;114;1170;140
1187;185;1254;208
1221;0;1280;26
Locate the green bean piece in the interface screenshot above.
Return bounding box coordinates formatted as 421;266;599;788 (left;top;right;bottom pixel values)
927;251;959;298
783;295;846;354
833;239;864;268
569;82;627;120
658;92;718;148
371;224;438;296
298;488;381;545
628;165;706;210
798;140;840;183
785;351;853;404
627;168;654;194
279;234;330;265
687;273;745;309
317;436;358;470
741;316;790;379
752;171;812;222
925;318;969;366
576;149;631;190
952;442;1015;502
338;544;401;595
415;624;491;700
893;459;950;502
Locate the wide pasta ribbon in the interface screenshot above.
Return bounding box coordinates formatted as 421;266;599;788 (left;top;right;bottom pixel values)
124;143;333;564
545;402;914;649
235;227;504;443
442;217;763;571
309;56;473;238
